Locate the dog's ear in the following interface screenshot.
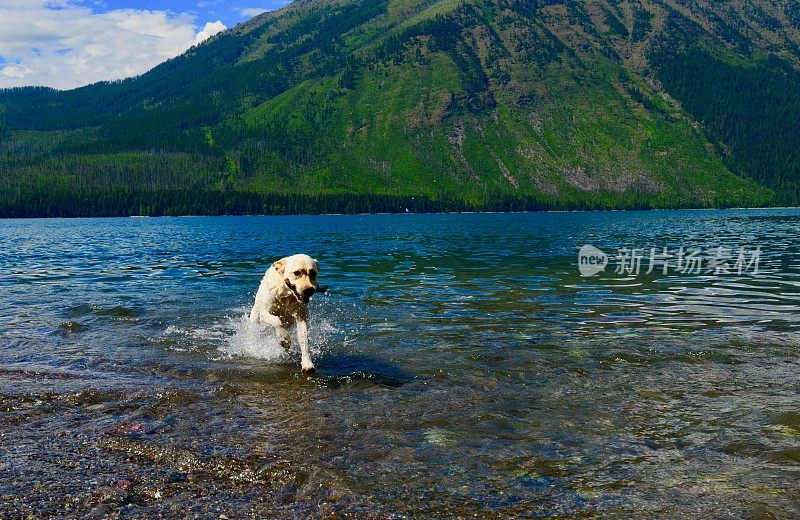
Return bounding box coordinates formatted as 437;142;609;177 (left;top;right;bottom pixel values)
272;259;286;275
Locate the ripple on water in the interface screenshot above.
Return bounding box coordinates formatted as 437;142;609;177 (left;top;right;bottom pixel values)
66;303;141;322
2;211;800;517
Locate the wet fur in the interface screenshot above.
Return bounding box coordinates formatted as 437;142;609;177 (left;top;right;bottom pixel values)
249;254;320;373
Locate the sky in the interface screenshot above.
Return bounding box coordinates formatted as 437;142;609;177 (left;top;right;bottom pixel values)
0;0;292;90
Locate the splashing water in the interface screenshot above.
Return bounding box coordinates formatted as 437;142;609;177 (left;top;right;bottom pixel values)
222;314;289;362
221;304;343;362
159;303;343;363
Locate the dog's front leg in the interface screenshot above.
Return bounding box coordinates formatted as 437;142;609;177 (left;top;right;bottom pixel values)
258;313;292;350
295;319;315;374
275;325;291;350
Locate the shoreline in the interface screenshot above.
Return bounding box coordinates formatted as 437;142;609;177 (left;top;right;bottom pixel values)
2;205;799;220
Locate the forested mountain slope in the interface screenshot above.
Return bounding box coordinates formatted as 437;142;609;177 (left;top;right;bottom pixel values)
1;0;798;216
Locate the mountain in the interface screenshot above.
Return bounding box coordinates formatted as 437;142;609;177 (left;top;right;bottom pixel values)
1;0;799;216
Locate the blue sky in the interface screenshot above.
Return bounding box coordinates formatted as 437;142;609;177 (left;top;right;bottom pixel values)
84;0;292;28
0;0;292;90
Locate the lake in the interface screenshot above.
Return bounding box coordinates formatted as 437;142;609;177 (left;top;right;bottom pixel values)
1;210;799;517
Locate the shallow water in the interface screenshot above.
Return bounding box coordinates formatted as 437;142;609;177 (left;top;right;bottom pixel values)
1;210;799;518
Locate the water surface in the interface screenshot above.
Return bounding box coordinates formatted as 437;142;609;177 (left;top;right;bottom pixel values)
1;210;799;517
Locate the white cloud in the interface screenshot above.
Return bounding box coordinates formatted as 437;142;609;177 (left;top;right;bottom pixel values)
240;8;268;17
240;2;292;18
1;64;33;79
0;1;227;90
194;20;227;46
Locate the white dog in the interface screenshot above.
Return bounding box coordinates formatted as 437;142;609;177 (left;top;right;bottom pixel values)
249;254;325;373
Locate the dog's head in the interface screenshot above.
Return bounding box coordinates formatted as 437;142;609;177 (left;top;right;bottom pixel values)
273;254;320;304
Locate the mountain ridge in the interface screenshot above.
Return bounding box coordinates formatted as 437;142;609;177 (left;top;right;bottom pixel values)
1;0;798;216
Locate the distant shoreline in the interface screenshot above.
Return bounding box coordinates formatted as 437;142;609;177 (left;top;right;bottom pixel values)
3;205;798;220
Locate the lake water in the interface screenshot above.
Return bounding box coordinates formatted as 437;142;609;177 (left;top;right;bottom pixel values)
1;210;799;517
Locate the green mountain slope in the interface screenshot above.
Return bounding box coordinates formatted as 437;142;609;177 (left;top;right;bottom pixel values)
1;0;798;216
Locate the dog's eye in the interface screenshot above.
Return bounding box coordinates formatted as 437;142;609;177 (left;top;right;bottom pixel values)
309;270;317;279
293;270;302;277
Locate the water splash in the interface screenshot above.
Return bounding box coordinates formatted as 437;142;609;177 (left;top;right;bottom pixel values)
220;314;288;362
159;302;345;363
218;307;343;362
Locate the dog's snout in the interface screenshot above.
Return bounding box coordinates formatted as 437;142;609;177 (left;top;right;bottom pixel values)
302;287;315;298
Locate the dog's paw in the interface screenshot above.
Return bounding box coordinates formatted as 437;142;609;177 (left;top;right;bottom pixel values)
301;363;316;374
